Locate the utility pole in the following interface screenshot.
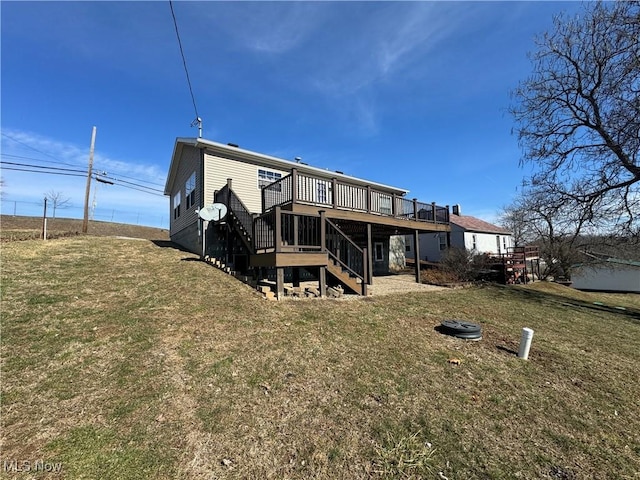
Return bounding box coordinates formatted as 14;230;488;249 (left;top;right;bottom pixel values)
82;126;97;234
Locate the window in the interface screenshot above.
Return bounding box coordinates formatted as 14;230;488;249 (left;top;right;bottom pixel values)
316;182;328;203
185;172;196;209
439;233;447;251
472;234;477;251
173;191;181;219
258;169;282;189
374;242;384;262
379;196;392;215
496;235;501;254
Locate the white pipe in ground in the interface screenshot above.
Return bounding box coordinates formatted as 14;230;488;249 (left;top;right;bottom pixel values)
518;327;534;360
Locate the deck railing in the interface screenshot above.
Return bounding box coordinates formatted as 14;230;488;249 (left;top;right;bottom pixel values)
262;168;449;224
253;207;324;253
325;218;366;282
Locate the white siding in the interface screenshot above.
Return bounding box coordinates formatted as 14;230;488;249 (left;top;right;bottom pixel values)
405;230;514;262
465;232;513;255
572;265;640;293
203;153;289;213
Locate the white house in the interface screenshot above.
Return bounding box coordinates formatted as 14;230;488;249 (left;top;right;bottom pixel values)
405;205;513;263
572;257;640;293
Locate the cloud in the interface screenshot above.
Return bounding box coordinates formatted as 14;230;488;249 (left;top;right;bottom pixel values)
1;129;167;227
198;2;329;55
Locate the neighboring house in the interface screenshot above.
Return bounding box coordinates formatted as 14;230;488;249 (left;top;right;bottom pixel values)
405;205;513;263
572;256;640;293
164;137;450;297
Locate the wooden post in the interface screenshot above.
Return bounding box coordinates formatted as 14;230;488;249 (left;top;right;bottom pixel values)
319;266;327;298
275;206;282;253
445;205;450;223
413;198;418;220
362;247;368;296
431;202;436;223
391;194;396;216
82;126;96;234
331;178;337;209
366;223;373;284
291;168;298;205
293;215;299;248
414;229;421;284
366;186;372;213
41;197;48;240
319;210;326;251
276;267;285;300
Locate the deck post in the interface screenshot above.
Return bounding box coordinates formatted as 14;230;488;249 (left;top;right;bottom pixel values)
366;223;373;284
291;168;298;204
431;202;436;223
319;266;327;298
293;215;299;248
391;193;396;216
362;247;369;296
331;178;337;209
445;205;450;223
319;210;326;251
413;198;418;220
276;267;285;300
292;267;300;288
275;206;282;253
366;185;372;213
414;229;421;284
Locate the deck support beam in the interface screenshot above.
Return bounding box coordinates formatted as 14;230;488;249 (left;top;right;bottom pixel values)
366;223;373;285
413;229;421;284
276;267;285;300
319;266;326;298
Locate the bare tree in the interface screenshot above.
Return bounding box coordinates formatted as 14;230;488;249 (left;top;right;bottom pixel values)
45;190;71;219
500;190;596;280
511;1;640;235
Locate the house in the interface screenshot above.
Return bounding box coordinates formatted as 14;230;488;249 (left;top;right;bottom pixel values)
571;256;640;293
164;137;450;298
405;205;513;263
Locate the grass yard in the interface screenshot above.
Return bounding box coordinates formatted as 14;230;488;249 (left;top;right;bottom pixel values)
1;236;639;479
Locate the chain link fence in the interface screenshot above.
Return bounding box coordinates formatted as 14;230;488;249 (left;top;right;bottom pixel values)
0;198;168;229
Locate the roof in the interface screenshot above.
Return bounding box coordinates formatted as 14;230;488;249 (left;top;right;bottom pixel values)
450;214;511;234
574;252;640;269
164;137;410;196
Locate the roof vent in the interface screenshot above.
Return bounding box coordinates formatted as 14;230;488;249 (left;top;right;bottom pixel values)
295;156;302;163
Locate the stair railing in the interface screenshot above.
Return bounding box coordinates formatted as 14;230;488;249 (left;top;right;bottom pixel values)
325;217;367;291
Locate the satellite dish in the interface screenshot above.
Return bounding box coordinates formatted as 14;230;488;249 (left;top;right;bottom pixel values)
198;203;228;222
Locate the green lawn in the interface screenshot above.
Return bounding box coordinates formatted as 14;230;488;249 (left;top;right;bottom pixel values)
2;236;639;479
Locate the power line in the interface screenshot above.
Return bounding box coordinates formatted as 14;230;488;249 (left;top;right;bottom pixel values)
92;166;165;188
1;132;72;164
0;160;86;174
1;166;86;178
169;0;202;137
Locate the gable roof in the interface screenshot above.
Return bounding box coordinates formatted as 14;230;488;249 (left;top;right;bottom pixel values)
450;214;511;234
164;137;410;196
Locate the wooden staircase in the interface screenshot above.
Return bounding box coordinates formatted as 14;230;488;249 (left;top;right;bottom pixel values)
209;185;369;298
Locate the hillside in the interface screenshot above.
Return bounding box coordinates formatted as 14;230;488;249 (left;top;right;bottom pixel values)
2;236;639;479
0;215;169;241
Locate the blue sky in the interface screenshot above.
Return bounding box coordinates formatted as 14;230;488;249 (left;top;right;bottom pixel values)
1;1;582;228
